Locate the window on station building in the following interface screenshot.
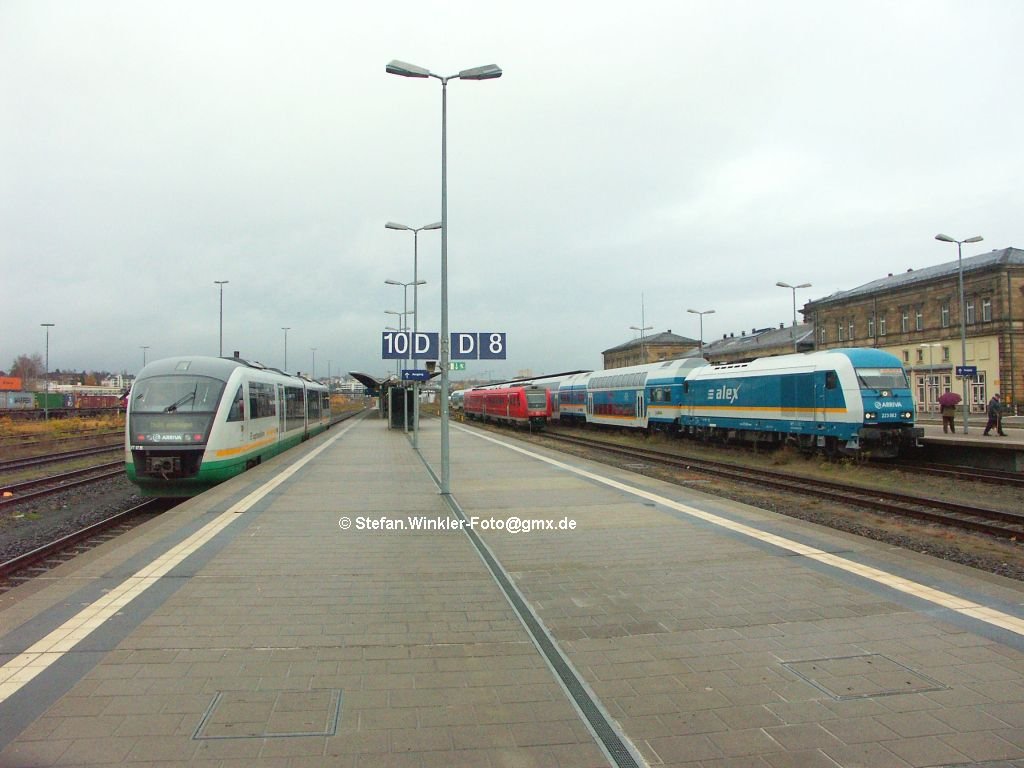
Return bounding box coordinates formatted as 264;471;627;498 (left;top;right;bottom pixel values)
868;315;875;337
941;302;950;328
982;297;992;322
819;327;827;344
848;319;855;340
915;308;923;331
966;300;976;324
901;310;909;333
916;348;924;362
903;350;910;363
942;346;950;362
837;322;844;342
879;316;887;336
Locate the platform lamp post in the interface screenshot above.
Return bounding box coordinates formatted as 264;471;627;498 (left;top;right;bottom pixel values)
386;221;441;450
687;309;715;356
40;323;54;421
935;233;983;434
281;327;290;371
214;280;229;356
776;281;811;352
626;321;651;364
310;348;317;379
387;58;502;496
386;279;427;438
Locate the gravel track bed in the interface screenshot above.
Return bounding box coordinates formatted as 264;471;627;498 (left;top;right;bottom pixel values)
0;476;145;564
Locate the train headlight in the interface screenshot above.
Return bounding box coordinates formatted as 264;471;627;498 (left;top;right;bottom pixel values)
864;411;877;420
902;411;913;420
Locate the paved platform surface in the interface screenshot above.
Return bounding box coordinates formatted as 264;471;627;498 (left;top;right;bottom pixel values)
1;413;1023;767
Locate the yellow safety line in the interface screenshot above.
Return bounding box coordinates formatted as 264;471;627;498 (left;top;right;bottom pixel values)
0;420;358;704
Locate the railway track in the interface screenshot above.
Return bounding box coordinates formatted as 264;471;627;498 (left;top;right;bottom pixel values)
0;498;169;590
0;463;124;506
886;460;1024;488
540;431;1024;541
0;443;122;473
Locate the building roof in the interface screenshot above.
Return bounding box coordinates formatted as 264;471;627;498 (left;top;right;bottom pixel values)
808;247;1024;307
703;323;814;358
601;331;698;355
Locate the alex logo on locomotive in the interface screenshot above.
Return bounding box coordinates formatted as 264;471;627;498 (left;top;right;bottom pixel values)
706;385;741;404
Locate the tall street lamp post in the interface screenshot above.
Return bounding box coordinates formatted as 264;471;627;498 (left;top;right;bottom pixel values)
310;348;317;379
776;281;811;352
214;280;229;357
935;233;983;434
629;324;653;364
385;310;411;384
140;346;150;368
281;327;290;371
40;323;54;421
687;309;715;356
386;221;441;450
387;58;502;496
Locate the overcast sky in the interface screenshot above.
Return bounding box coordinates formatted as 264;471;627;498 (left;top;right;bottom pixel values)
3;1;1023;383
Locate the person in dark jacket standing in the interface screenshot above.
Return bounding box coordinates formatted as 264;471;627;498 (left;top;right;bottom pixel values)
983;393;1007;436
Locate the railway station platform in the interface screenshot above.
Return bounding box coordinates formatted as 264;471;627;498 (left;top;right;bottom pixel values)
917;419;1024;471
2;413;1024;767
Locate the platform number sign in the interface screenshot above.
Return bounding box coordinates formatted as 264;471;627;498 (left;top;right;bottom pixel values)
451;333;507;360
381;332;440;360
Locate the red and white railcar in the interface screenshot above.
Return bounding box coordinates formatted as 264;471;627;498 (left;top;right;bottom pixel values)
463;385;549;429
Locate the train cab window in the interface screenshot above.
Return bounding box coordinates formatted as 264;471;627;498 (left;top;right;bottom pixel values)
227;386;244;421
825;371;838;390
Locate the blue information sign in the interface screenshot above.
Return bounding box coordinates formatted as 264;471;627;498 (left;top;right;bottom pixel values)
402;369;430;381
955;365;978;378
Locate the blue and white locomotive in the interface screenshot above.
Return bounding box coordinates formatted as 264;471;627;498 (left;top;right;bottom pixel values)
556;349;921;458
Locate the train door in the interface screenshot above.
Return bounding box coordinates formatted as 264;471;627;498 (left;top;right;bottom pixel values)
815;371;838;428
635;391;645;424
277;384;285;442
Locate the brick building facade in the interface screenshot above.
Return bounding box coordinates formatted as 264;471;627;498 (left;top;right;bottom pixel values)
803;248;1024;415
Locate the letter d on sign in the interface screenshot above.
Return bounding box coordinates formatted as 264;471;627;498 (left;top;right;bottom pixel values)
452;333;477;360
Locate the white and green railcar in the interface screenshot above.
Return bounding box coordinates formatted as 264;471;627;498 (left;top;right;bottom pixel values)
125;356;330;497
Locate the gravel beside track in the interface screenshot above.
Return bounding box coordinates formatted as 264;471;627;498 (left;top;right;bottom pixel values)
0;474;145;564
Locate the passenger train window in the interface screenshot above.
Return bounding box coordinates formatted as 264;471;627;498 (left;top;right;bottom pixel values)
227;386;244;421
825;371;838;390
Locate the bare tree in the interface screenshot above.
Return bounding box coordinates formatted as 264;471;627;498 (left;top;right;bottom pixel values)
9;354;44;386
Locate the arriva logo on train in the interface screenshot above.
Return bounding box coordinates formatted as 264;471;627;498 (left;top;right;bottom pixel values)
707;385;741;404
874;400;905;409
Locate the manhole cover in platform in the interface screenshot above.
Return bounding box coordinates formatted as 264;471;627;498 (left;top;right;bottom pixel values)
193;689;342;740
783;654;947;700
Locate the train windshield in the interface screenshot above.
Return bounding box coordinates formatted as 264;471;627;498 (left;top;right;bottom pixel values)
131;375;225;413
526;390;547;410
855;367;909;391
129;375;225;445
